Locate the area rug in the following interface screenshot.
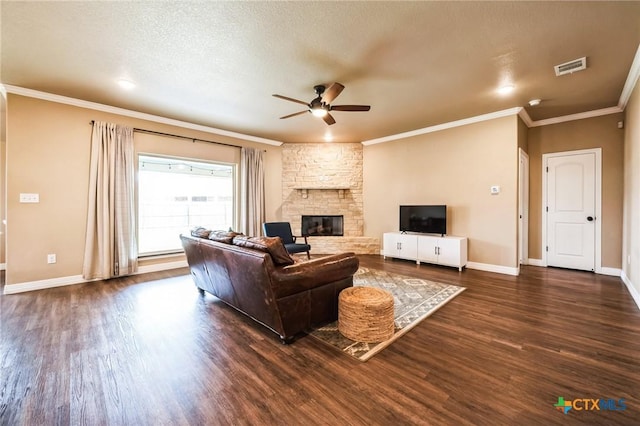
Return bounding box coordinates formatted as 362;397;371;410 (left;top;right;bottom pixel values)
308;267;465;361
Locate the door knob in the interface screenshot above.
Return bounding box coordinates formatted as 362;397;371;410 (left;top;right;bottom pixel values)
587;216;594;222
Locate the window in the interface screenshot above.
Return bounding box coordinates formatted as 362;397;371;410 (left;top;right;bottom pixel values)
138;155;235;255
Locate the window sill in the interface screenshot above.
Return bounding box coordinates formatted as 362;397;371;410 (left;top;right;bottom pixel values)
138;250;184;260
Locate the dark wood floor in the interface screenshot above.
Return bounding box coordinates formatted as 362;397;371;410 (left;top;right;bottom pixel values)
1;256;639;425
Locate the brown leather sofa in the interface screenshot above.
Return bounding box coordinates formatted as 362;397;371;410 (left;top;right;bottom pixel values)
180;232;359;342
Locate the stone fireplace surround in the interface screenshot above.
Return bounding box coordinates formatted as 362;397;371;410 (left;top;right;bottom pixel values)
281;143;379;255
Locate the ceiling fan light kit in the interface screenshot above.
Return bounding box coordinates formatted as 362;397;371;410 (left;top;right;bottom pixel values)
273;82;371;125
311;107;328;117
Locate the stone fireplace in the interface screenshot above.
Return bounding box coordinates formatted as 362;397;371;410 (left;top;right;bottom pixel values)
282;143;379;254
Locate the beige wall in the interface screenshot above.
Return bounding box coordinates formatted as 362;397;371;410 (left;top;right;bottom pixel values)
363;115;519;268
623;80;639;295
527;113;625;268
5;94;282;286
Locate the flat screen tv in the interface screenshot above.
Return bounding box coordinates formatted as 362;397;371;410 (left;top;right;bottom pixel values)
399;205;447;236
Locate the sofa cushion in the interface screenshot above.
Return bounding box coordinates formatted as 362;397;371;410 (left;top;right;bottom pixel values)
190;226;211;239
209;230;243;244
232;235;295;266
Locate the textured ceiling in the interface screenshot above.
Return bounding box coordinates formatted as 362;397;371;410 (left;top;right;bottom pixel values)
2;1;639;144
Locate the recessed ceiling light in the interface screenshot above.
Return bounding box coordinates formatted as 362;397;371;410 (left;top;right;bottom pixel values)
497;84;515;95
117;79;136;90
528;99;541;106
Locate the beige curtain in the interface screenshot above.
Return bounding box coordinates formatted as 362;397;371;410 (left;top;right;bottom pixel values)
82;121;138;280
240;147;265;236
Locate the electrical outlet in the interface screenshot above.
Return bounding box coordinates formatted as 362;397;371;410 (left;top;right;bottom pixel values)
20;193;40;203
47;254;56;264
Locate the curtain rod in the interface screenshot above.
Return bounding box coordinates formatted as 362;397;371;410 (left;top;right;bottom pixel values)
89;120;265;151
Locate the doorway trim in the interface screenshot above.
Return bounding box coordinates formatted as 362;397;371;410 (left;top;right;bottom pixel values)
518;148;529;266
541;148;602;273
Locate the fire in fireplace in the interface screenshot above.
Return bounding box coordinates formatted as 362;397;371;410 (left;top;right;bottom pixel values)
301;215;344;236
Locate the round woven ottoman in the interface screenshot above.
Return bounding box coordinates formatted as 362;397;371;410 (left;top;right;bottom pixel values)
338;287;395;342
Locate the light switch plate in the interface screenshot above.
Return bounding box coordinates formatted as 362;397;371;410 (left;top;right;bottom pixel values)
20;193;40;203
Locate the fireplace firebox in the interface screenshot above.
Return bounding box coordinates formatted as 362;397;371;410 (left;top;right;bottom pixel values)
301;215;344;236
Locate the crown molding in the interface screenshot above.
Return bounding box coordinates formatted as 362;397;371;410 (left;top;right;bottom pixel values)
619;43;640;110
362;107;523;146
528;106;623;128
362;103;624;146
517;107;534;127
4;81;629;148
1;85;283;147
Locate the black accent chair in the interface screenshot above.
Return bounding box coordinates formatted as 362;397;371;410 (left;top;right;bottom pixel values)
263;222;311;259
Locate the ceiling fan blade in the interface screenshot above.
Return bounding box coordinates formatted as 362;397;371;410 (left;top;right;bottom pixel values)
322;83;345;104
280;110;309;119
273;94;309;106
323;113;336;125
330;105;371;112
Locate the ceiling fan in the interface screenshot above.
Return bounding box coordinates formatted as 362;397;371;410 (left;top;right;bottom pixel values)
272;82;371;125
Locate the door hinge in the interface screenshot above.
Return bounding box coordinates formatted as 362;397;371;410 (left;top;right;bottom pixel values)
546;206;548;212
546;246;548;252
546;166;549;172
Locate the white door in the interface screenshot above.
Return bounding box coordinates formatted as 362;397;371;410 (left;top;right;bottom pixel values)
546;152;596;271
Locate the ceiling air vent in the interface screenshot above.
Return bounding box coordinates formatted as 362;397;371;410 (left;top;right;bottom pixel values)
554;57;587;76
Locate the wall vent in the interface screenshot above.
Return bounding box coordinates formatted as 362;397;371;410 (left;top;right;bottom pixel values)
554;57;587;76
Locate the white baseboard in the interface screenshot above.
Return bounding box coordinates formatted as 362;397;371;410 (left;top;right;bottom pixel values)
2;260;189;295
621;270;640;311
600;267;622;277
466;262;519;276
525;259;622;278
0;263;6;271
380;251;519;276
2;274;88;294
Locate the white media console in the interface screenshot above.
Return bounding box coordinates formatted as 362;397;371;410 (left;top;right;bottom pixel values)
383;232;468;271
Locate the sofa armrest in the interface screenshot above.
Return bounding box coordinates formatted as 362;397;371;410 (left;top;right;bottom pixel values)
270;253;359;298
